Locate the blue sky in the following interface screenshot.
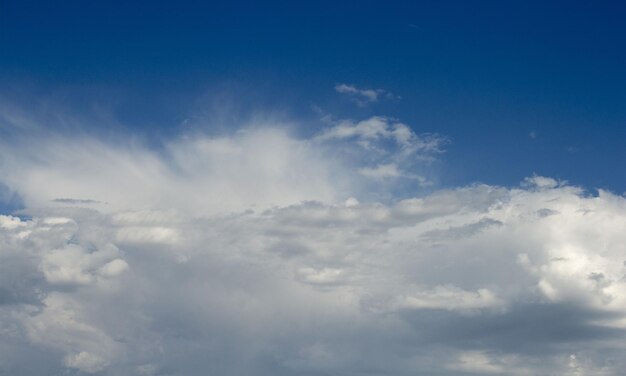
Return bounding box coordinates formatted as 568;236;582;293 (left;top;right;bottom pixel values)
2;0;626;192
3;2;626;375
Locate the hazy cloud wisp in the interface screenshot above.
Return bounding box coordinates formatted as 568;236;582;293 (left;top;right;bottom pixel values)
334;83;396;106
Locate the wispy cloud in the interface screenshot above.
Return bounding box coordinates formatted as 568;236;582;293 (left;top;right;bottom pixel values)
0;111;444;214
52;198;103;205
314;116;445;156
334;83;396;106
358;163;402;179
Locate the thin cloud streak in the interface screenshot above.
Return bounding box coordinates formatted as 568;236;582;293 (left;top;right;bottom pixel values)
334;83;397;107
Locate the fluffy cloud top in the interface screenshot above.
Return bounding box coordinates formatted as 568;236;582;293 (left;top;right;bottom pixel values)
0;112;625;375
1;182;626;374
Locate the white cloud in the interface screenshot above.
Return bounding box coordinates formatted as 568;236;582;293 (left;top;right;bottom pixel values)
314;116;444;189
399;286;504;314
1;176;626;374
64;351;109;373
314;116;444;160
0;104;625;374
447;351;506;374
0;115;444;214
523;174;561;189
357;163;432;187
358;163;402;178
0;128;339;215
334;83;396;106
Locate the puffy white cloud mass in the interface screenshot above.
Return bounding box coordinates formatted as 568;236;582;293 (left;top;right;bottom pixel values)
1;115;626;375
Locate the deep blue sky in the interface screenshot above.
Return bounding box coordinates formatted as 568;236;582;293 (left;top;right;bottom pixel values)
2;0;626;192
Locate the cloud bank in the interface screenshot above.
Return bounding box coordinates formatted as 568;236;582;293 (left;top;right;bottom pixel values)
1;110;625;375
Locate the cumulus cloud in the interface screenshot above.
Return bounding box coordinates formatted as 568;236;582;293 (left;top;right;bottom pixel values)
1;105;625;374
1;176;626;374
314;116;444;189
334;83;396;106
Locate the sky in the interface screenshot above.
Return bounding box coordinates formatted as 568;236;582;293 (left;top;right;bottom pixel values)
1;1;626;375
